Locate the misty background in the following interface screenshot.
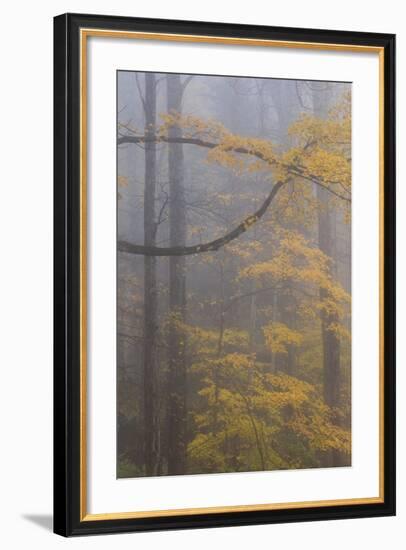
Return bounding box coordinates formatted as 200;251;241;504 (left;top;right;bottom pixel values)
117;72;351;478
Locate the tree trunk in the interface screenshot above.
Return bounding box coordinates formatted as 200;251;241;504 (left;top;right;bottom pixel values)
312;83;342;467
143;73;159;475
166;74;187;474
317;186;341;405
275;288;297;375
271;81;300;376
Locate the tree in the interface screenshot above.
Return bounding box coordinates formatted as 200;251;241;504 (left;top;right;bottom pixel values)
166;74;189;474
311;82;350;466
269;80;301;375
142;73;159;475
117;112;349;259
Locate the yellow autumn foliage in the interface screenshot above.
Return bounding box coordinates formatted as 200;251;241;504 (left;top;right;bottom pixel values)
156;95;351;210
263;322;303;354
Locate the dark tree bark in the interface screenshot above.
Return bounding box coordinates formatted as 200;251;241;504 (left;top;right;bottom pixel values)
166;74;188;474
142;73;159;475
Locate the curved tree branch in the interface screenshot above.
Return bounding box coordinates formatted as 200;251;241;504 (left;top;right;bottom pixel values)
118;181;285;256
117;127;349;257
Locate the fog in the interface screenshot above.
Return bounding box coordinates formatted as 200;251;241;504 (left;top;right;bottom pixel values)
117;71;351;477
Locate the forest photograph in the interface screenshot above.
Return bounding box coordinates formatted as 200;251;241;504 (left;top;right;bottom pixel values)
116;70;352;479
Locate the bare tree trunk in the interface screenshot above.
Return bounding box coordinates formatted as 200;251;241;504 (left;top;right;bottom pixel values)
166;74;187;474
143;73;159;475
312;83;342;467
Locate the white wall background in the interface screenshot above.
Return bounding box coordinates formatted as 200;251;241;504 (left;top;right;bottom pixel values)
0;0;403;547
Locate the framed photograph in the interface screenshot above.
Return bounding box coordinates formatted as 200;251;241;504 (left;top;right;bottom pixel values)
54;13;395;536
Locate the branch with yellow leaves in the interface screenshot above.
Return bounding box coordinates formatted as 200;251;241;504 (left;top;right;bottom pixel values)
117;133;351;203
117;120;349;257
